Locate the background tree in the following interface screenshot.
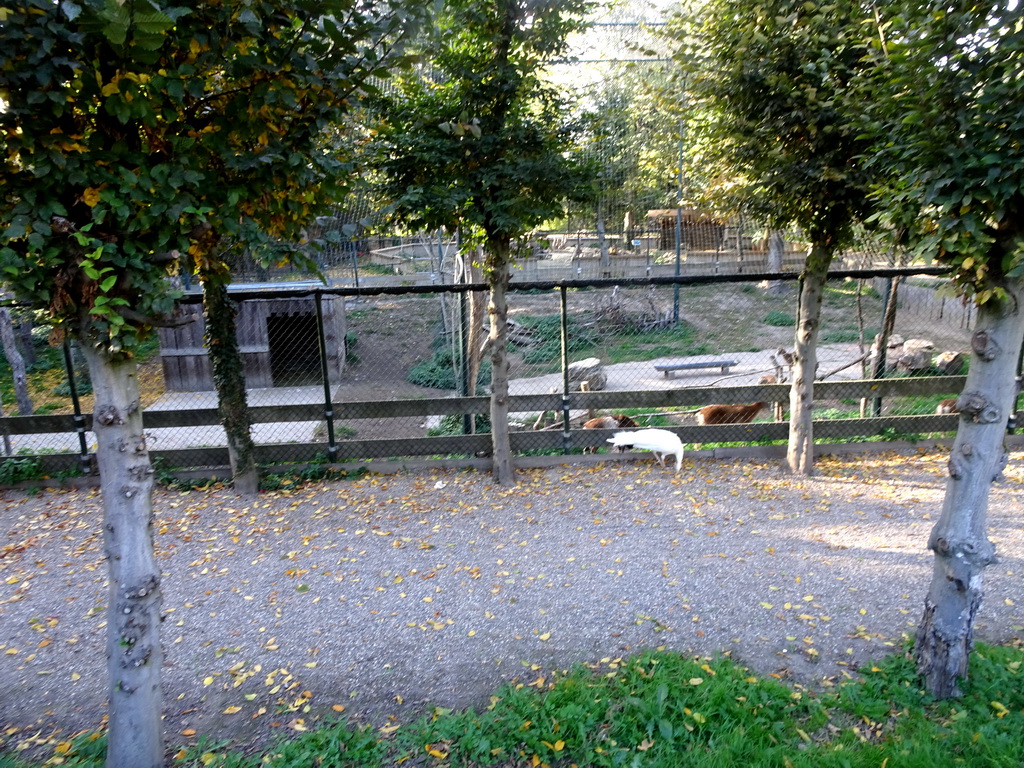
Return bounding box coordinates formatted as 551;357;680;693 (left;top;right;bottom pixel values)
670;0;876;474
0;305;32;415
375;0;596;484
0;0;420;763
866;0;1024;698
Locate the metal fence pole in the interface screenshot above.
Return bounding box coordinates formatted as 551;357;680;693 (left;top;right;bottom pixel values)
314;292;338;462
460;290;471;435
560;286;571;454
872;276;894;417
62;339;92;474
1010;332;1024;434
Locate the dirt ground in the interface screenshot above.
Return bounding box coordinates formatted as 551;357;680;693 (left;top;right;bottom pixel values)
0;448;1021;761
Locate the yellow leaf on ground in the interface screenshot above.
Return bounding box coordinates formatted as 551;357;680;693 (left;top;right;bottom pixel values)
223;705;242;715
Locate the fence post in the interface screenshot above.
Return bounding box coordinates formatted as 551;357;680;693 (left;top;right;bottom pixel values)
314;292;338;463
459;290;472;435
1010;333;1024;434
63;339;92;475
560;286;571;454
871;276;895;417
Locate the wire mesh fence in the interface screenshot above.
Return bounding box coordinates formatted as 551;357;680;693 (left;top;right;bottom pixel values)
0;263;1003;482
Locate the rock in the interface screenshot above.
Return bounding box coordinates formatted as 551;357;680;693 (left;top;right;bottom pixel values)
934;351;966;375
896;338;936;373
870;333;905;371
567;357;606;392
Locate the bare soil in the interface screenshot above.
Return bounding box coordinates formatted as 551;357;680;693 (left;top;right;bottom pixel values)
0;449;1021;759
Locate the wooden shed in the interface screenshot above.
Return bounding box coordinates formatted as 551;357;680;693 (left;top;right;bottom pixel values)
158;294;347;392
647;208;726;251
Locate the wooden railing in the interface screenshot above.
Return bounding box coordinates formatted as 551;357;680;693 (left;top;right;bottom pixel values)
1;375;1004;480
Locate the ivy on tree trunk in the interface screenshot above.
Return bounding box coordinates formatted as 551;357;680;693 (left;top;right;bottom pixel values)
202;276;259;495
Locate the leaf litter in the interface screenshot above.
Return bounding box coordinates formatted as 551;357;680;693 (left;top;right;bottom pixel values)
0;449;1021;756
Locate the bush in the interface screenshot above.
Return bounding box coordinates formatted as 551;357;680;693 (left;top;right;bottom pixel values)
408;347;490;390
428;414;491;436
0;456;45;485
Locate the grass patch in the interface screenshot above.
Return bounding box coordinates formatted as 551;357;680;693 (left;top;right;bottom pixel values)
764;310;796;327
10;643;1024;768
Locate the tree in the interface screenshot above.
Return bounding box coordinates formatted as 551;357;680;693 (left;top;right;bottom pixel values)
0;1;420;763
375;0;596;484
669;0;876;474
866;0;1024;698
0;305;33;415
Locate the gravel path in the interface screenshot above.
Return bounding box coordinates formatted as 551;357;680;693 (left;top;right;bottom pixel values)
1;449;1022;755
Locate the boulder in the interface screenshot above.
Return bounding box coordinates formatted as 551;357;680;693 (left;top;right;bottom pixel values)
896;338;935;373
933;350;966;375
568;357;606;392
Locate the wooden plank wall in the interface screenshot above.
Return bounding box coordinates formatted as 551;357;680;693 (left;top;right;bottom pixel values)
157;296;346;391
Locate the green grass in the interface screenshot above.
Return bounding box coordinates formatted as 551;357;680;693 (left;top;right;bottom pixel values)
8;642;1024;768
764;310;796;326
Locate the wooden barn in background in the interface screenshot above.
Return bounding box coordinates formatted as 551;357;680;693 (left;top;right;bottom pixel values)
158;294;347;392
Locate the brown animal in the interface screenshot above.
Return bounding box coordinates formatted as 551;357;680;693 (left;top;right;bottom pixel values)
696;402;766;425
583;414;638;452
936;398;959;414
582;414;638;430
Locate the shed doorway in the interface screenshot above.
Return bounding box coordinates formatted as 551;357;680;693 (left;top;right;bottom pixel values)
267;313;320;387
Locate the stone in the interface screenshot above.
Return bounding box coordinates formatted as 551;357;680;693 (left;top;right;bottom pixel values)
933;351;966;375
896;338;935;373
567;357;606;392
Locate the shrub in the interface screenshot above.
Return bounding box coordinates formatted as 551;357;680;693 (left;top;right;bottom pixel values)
408;348;490;390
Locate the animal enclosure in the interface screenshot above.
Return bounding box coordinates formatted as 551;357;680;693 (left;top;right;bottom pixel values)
0;264;1004;482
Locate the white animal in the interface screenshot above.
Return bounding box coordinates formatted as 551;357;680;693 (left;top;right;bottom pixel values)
607;428;684;473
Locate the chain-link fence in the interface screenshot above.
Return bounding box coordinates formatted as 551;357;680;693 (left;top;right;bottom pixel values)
2;261;1008;481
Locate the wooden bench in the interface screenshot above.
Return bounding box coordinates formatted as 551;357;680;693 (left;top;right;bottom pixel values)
654;360;738;378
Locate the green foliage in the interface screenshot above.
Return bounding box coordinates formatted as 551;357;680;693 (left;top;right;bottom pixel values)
516;314;599;365
764;310;796;327
0;0;424;354
671;0;876;250
0;456;45;486
866;3;1024;301
373;0;596;271
820;328;870;343
6;643;1024;767
428;414;491;436
408;347;491;390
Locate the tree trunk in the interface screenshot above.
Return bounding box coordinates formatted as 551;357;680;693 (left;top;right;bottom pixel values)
486;244;515;485
15;315;36;368
761;231;788;296
465;248;486;402
202;277;259;495
0;307;33;415
0;396;11;456
915;279;1024;698
785;243;833;475
597;210;610;276
80;345;163;768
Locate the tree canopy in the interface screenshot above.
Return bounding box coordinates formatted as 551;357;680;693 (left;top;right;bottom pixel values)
0;0;416;348
671;0;876;247
0;2;424;763
374;0;595;261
